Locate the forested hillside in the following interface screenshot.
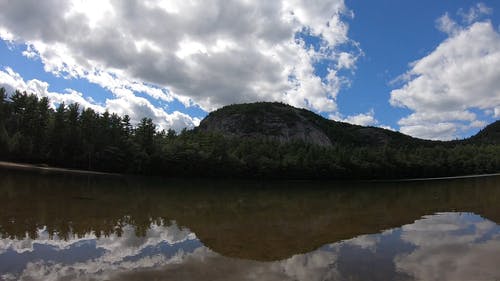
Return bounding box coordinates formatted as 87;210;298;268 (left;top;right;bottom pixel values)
1;88;499;179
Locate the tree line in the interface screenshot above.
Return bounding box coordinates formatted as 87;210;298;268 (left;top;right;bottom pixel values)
0;88;499;179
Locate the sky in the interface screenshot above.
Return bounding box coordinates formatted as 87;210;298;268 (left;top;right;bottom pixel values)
0;1;499;140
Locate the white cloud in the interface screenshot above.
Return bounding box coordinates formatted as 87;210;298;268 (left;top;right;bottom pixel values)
0;0;359;116
0;222;201;281
0;222;195;256
5;231;343;281
328;109;396;129
458;3;492;24
343;233;380;252
398;123;458;141
396;213;500;281
0;67;105;112
436;13;460;35
390;8;500;140
0;67;199;131
342;109;378;126
277;247;340;281
4;212;500;281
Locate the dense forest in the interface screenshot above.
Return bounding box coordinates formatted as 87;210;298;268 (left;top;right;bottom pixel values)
0;88;499;179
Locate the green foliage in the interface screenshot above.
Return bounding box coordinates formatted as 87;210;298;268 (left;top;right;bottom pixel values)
0;88;499;179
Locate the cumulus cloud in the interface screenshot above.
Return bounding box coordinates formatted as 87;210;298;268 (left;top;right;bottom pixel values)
4;212;500;281
342;109;378;126
4;234;342;281
0;0;359;117
0;67;199;131
390;5;500;140
329;109;396;130
0;222;195;256
396;213;500;281
0;67;105;112
458;3;492;24
343;233;381;252
435;13;460;35
0;218;342;281
0;222;201;281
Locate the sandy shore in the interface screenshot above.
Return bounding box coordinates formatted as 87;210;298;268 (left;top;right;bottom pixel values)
0;161;121;177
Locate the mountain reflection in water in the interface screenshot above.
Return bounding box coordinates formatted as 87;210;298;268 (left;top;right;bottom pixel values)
1;213;499;281
1;170;500;281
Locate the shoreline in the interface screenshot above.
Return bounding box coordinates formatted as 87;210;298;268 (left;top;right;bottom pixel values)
0;161;121;177
364;172;500;183
0;160;499;182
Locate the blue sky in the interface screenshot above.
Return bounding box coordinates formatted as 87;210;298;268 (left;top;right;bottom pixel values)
343;0;500;138
0;0;499;139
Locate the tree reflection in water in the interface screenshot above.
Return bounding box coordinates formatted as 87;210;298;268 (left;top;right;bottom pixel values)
1;170;500;280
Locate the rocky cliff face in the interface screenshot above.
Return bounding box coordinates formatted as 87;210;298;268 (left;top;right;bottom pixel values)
197;102;499;147
197;102;333;147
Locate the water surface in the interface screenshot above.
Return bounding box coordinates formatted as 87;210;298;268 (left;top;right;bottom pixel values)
1;170;500;281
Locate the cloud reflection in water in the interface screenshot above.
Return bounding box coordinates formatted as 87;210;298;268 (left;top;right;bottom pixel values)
0;213;499;281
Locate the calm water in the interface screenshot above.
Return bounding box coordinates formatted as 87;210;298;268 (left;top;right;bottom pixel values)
1;170;500;281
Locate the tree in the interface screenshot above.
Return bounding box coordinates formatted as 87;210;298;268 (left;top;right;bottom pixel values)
33;97;51;161
135;118;156;155
49;103;66;165
80;108;99;169
121;115;133;138
0;88;9;157
64;103;82;166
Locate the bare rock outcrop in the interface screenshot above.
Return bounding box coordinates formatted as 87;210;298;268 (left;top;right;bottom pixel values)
198;103;332;147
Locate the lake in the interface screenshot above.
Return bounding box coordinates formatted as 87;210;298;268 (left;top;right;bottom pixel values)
1;170;500;281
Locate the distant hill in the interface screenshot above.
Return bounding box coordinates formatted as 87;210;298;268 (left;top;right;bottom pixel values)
198;102;499;146
468;121;500;144
198;102;333;147
198;102;441;147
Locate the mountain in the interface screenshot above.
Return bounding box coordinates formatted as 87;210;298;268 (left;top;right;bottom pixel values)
198;102;434;147
469;120;500;144
198;102;333;147
198;102;500;146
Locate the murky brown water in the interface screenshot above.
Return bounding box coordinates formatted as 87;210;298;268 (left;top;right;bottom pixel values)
1;170;500;281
